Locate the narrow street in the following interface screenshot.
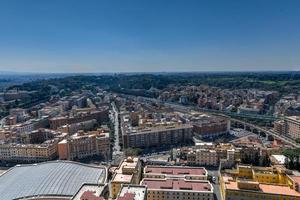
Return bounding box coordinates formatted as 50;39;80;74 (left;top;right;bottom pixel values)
207;169;222;200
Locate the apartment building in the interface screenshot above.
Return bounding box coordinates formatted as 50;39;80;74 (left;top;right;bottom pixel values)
57;119;97;134
141;165;213;200
273;120;286;135
184;144;236;167
8;117;50;134
220;165;300;200
220;149;236;169
50;108;109;129
237;105;261;115
58;129;110;161
224;165;290;184
9;108;27;123
111;157;142;198
141;178;214;200
0;129;67;163
187;149;219;166
192;116;230;139
273;116;300;139
18;128;63;144
122;124;193;149
37;105;63;118
0;140;58;163
171;143;237;168
285;116;300;139
222;176;300;200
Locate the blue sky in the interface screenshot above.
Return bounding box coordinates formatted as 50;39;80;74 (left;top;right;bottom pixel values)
0;0;299;73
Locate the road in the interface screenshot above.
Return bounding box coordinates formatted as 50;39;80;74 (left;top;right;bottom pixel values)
171;101;300;147
158;99;300;146
231;118;300;148
125;94;300;147
207;168;222;200
110;102;123;163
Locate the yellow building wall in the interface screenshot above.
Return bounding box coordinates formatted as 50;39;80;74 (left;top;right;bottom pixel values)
278;173;288;184
237;166;288;185
238;166;253;179
253;173;279;184
253;172;287;185
225;189;300;200
287;176;297;190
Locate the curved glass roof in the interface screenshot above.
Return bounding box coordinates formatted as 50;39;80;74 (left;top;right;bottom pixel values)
0;161;106;200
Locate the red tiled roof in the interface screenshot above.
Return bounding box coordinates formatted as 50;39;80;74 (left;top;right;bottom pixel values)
80;191;104;200
117;192;135;200
145;166;206;176
141;179;212;191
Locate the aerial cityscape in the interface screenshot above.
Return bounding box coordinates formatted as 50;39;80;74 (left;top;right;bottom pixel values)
1;1;300;200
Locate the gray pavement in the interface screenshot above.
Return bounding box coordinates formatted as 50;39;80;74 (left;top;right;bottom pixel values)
110;102;123;164
207;169;222;200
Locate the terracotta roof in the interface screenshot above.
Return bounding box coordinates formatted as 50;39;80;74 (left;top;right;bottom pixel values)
144;166;206;176
80;191;104;200
117;192;135;200
141;179;212;192
225;181;300;197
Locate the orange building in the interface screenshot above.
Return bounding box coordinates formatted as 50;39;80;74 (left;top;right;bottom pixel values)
58;129;110;161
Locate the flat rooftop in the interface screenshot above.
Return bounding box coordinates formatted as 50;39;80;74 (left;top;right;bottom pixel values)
112;173;133;183
121;158;139;169
112;157;139;183
116;157;139;173
225;181;300;197
124;122;192;135
141;179;213;192
118;185;147;200
0;161;106;200
144;166;207;176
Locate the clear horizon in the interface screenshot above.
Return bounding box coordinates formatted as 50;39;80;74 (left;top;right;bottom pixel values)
0;0;300;73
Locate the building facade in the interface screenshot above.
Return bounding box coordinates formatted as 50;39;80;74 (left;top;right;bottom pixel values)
50;108;109;130
58;130;110;161
110;157;142;199
141;178;214;200
123;124;193;149
220;165;300;200
0;141;58;163
273;116;300;139
192;117;230;139
187;149;218;166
